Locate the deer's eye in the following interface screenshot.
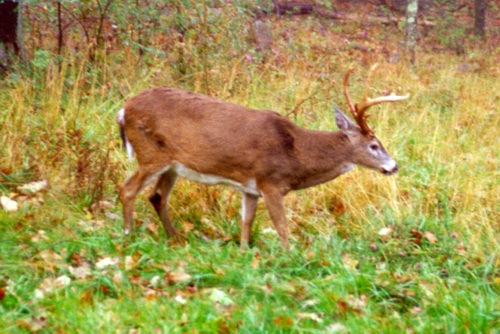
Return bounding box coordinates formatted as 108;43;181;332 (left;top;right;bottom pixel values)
370;144;379;151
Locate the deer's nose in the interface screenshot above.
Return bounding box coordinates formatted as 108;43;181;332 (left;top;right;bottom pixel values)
382;165;398;175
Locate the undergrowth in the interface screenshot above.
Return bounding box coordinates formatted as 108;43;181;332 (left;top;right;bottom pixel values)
0;1;499;332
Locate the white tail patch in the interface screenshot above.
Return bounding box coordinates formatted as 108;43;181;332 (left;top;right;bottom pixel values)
116;108;126;125
117;108;135;161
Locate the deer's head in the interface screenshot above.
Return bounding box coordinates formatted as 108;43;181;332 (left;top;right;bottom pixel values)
334;66;409;175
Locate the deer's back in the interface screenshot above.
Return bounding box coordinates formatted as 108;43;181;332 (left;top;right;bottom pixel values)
123;87;301;183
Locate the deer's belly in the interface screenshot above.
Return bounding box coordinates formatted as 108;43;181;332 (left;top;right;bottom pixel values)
174;163;261;197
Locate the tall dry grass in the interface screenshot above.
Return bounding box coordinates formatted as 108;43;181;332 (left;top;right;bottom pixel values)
0;6;499;262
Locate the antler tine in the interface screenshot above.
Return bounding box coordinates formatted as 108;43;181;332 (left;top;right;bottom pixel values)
343;67;373;135
343;64;409;135
343;68;357;115
356;93;410;115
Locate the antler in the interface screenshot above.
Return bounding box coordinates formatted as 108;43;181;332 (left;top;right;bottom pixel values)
343;65;410;135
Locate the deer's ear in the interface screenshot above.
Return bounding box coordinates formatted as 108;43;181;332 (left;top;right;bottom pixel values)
334;106;358;132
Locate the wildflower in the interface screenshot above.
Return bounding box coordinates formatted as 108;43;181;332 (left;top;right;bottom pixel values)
369;244;377;251
451;232;457;238
245;55;253;62
399;252;405;257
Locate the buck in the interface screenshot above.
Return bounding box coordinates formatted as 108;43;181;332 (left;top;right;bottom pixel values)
117;68;408;249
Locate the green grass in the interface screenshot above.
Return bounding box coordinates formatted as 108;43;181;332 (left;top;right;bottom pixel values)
1;2;500;332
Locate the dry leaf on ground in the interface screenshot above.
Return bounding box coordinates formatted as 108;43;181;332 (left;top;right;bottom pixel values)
31;230;49;242
38;249;62;263
424;231;438;244
0;196;18;212
166;271;192;284
378;226;394;238
38;275;71;294
18;180;48;195
146;221;159;234
95;257;119;269
125;255;138;270
325;322;348;333
342;253;359;271
208;288;234;306
68;263;92;280
297;312;324;323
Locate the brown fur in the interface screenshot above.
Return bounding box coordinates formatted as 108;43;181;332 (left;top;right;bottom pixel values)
118;87;400;249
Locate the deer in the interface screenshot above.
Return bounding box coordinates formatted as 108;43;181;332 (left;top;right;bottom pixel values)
117;67;409;250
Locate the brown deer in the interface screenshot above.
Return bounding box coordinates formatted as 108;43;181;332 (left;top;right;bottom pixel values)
117;68;409;249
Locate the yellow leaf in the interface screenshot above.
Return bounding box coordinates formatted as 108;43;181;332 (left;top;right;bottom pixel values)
424;231;438;244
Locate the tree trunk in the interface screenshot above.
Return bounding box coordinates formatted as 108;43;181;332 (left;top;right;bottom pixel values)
405;0;418;65
0;0;26;71
474;0;486;39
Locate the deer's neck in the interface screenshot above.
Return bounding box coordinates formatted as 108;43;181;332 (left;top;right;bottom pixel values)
291;130;354;190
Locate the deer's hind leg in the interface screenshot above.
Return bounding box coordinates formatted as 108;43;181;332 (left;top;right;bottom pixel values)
120;165;171;236
148;168;180;240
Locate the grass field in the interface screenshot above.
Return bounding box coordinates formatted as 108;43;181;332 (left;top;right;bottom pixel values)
1;2;500;332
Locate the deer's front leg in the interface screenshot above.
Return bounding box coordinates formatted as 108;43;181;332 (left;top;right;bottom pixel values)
240;193;259;250
262;188;290;250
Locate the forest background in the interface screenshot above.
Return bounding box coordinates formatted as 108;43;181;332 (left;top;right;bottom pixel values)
0;0;499;332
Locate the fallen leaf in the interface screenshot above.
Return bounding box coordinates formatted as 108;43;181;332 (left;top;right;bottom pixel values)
125;255;138;270
18;180;48;195
112;271;123;284
410;306;423;315
95;257;119;269
410;229;423;245
208;288;234;306
77;219;106;232
378;226;394;238
39;275;71;293
150;275;161;287
166;271;192;284
424;231;438;244
181;221;194;233
342;253;359;271
31;230;49;242
262;227;277;235
145;288;158;301
455;244;467;256
33;289;44;300
325;322;348;333
146;221;159;234
347;294;366;310
68;264;92;280
297;312;323;323
0;287;5;301
263;283;273;295
175;294;187;305
38;249;62;263
301;299;319;309
0;196;18;212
